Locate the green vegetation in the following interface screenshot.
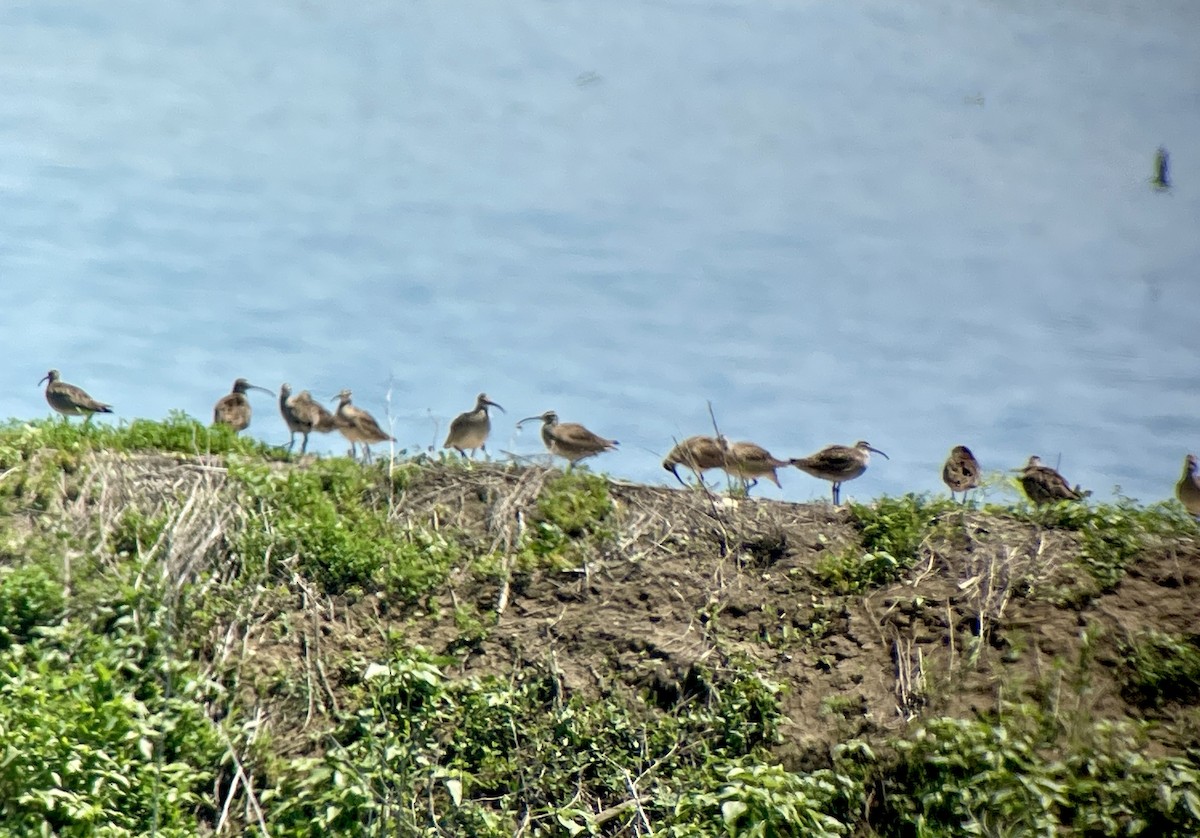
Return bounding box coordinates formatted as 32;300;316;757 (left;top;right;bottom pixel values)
264;654;783;836
1118;629;1200;707
0;418;1196;836
884;708;1200;836
816;494;956;593
230;457;452;599
1002;496;1196;595
0;412;284;464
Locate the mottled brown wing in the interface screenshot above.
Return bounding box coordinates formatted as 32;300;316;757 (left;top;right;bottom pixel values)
803;446;858;472
58;382;113;413
551;422;616;450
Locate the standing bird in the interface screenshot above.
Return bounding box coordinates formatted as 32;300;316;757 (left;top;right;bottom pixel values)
443;393;505;458
1153;146;1171;190
942;445;981;503
722;440;791;492
1175;454;1200;518
1018;456;1089;504
662;435;728;487
213;378;273;433
517;411;617;468
39;369;113;422
279;383;339;455
792;440;889;505
332;389;395;463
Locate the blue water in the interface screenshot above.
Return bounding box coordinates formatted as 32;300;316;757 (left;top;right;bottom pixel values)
2;0;1198;504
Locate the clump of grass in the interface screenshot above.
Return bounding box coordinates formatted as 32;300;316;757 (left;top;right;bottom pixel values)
231;458;457;599
1117;629;1200;707
513;471;615;570
883;704;1200;836
815;494;956;593
0;564;64;650
262;650;786;837
0;411;286;466
1002;497;1196;595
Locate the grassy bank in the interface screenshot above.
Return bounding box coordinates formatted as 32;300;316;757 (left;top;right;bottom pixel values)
0;415;1198;836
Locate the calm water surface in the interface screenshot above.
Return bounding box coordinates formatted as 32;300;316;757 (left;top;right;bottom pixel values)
1;0;1198;503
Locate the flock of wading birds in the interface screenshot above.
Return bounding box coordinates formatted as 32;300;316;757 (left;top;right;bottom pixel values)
33;369;1200;516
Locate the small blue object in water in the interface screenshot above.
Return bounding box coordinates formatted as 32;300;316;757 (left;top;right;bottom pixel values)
1153;146;1171;190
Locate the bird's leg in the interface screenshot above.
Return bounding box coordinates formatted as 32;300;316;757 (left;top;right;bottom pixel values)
301;433;310;455
832;483;840;505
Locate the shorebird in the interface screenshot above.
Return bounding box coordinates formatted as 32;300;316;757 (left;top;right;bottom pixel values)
517;411;617;468
722;440;791;492
39;369;113;422
443;393;505;458
213;379;273;433
1017;456;1089;504
279;383;339;454
942;445;981;503
662;435;728;486
332;389;395;463
1175;454;1200;518
791;440;888;505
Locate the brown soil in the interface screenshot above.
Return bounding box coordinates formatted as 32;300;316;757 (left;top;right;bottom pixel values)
44;454;1200;763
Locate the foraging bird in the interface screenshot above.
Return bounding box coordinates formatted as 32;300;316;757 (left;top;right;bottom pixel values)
39;369;113;422
517;411;617;467
332;389;395;463
1018;456;1089;504
792;441;888;505
279;383;339;454
942;445;981;503
443;393;505;458
213;378;273;432
662;435;728;486
722;440;791;492
1153;146;1171;190
1175;454;1200;518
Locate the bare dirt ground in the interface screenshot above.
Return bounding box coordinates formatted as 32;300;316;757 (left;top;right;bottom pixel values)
42;453;1200;763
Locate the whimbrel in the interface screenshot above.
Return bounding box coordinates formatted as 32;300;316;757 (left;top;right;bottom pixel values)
517;411;617;468
1175;454;1200;518
662;435;728;487
39;369;113;422
213;378;273;433
722;440;791;492
332;389;395;463
443;393;504;458
1018;456;1089;504
942;445;981;503
791;440;888;505
280;383;339;454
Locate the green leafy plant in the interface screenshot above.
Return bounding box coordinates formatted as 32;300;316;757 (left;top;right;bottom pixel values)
1117;630;1200;707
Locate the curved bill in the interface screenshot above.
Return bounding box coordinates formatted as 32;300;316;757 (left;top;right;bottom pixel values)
867;445;890;460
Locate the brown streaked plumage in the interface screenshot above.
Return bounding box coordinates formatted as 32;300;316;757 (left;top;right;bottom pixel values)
1018;456;1089;505
1177;454;1200;518
213;378;272;432
39;369;113;422
280;383;339;454
332;389;395;463
723;440;790;491
662;435;728;486
791;440;888;505
443;393;504;458
517;411;617;467
942;445;981;503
